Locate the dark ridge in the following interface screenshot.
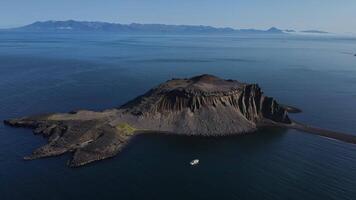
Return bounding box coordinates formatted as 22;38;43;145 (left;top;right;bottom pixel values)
280;105;302;113
190;74;220;82
290;122;356;144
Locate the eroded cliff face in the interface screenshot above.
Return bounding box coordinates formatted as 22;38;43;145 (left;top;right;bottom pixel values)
3;74;296;167
121;74;290;126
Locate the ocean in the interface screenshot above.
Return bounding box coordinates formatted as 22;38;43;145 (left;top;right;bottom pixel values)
0;32;355;200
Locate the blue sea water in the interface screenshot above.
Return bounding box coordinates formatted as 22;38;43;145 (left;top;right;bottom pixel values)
0;32;356;200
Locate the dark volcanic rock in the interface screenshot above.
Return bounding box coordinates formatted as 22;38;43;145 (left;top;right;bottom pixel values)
121;74;291;134
4;74;356;167
280;105;302;113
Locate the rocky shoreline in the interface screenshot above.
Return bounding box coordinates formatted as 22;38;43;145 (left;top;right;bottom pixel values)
4;74;356;167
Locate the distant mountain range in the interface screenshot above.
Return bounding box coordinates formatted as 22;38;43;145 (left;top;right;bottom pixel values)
3;20;330;34
6;20;285;34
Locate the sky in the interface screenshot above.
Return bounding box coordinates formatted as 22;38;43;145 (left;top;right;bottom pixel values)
0;0;355;33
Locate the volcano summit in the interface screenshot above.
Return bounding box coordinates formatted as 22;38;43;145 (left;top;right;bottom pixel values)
4;74;356;167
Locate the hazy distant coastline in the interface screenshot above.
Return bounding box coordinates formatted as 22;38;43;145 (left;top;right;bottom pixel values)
1;20;330;35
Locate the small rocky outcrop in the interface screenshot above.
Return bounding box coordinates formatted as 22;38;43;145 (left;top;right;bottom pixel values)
4;74;356;167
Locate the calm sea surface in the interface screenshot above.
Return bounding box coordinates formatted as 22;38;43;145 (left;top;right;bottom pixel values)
0;32;355;200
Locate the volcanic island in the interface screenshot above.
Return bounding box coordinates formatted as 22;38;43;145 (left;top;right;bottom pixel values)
4;74;356;167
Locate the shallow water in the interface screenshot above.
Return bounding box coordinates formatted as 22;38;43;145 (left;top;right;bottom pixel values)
0;32;356;200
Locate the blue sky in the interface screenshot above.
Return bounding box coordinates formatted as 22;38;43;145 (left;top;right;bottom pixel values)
1;0;355;33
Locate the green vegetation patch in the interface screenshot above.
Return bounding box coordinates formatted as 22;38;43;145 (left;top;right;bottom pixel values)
116;123;137;135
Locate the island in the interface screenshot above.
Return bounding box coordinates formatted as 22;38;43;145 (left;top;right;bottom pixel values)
4;74;356;167
301;30;329;34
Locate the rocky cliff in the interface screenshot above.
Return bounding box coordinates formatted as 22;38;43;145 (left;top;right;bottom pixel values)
4;74;355;167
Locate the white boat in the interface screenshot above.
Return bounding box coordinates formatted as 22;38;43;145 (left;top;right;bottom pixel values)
190;159;199;166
